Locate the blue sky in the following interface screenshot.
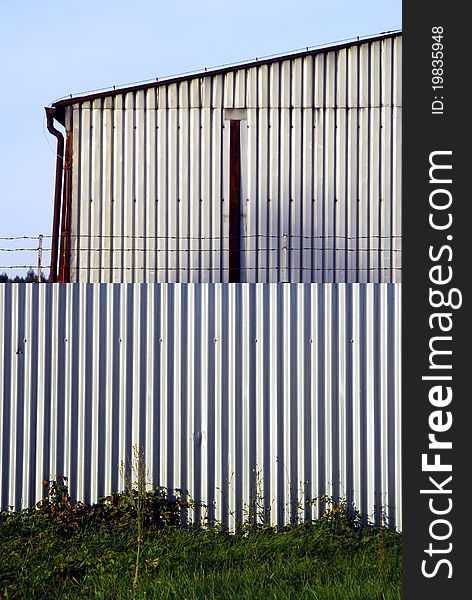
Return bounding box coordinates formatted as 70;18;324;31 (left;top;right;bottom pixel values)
0;0;400;277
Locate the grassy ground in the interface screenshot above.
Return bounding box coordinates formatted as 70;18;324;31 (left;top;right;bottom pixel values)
0;518;401;599
0;481;401;599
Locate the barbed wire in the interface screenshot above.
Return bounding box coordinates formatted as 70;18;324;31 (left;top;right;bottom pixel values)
0;246;402;253
0;248;51;252
0;233;402;241
0;264;401;272
0;232;402;278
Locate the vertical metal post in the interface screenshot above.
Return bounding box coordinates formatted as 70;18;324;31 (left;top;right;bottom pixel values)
229;120;241;283
37;234;43;283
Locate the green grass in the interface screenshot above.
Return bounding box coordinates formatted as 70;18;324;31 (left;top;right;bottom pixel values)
0;479;401;599
0;516;401;599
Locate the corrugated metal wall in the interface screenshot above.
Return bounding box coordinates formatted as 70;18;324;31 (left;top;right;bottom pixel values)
0;283;401;529
63;34;401;283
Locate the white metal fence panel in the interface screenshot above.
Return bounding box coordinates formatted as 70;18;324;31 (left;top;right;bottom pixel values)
61;34;401;283
0;283;401;529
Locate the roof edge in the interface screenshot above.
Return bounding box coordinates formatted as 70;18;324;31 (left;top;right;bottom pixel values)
51;30;401;111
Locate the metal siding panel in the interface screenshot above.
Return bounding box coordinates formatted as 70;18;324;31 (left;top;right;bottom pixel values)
79;102;91;281
185;285;194;499
48;286;58;486
395;285;402;529
336;50;348;283
301;82;315;283
189;84;200;282
135;91;146;283
323;107;336;282
370;42;381;107
365;285;376;519
336;49;347;108
168;83;178;109
60;286;70;492
123;94;135;282
394;37;402;107
324;286;333;499
103;284;113;493
258;107;269;282
369;106;381;282
33;286;44;503
347;103;358;282
167;91;179;282
351;284;361;514
234;69;246;109
381;104;393;282
178;87;190;282
336;106;347;282
211;80;224;283
380;38;394;282
291;104;302;283
223;71;234;109
268;62;281;282
325;51;337;109
258;64;269;109
282;285;291;521
280;108;290;281
89;286;99;500
89;99;103;283
313;109;324;279
226;285;236;523
239;119;248;282
112;95;125;282
101;98;114;283
157;91;168;280
380;285;389;523
296;285;306;516
116;285;127;489
145;89;157;281
246;67;258;282
347;45;359;109
172;286;182;488
20;286;31;507
62;34;401;284
246;109;258;283
7;285;17;509
221;114;230;282
255;284;265;518
201;105;211;283
358;106;369;283
382;38;393;106
213;285;222;522
247;66;258;109
70;107;80;282
392;102;402;278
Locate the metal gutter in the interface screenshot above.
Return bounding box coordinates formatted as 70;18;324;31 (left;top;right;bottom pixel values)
45;107;64;283
51;30;402;113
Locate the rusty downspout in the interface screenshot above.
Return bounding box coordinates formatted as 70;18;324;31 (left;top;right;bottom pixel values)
45;107;64;283
58;132;72;283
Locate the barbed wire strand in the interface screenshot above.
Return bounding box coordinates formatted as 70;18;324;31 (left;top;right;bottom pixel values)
0;265;401;272
0;246;402;253
0;233;402;241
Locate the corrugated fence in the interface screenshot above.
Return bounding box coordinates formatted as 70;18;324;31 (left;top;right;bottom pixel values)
0;283;401;529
